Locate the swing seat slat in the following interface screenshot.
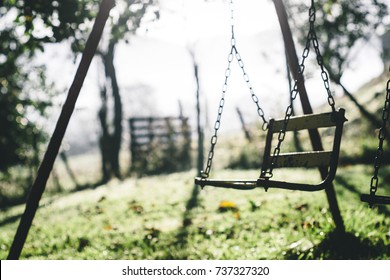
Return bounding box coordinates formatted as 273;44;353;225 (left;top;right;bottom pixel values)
271;151;332;168
194;178;257;190
271;111;339;131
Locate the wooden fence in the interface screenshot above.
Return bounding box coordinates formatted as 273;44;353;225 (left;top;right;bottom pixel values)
128;116;191;175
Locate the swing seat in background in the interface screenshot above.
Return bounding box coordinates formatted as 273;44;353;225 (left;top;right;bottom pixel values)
360;73;390;207
360;194;390;205
195;108;347;192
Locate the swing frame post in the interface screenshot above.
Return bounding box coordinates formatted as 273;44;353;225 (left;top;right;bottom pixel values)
272;0;345;233
7;0;115;260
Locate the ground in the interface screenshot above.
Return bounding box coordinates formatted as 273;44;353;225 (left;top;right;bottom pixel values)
0;166;389;260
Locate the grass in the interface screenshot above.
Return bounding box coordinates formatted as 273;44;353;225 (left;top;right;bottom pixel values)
0;165;389;260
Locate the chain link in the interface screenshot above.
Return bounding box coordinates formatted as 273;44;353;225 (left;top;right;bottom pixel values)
369;70;390;197
234;46;269;129
201;0;267;178
262;0;336;179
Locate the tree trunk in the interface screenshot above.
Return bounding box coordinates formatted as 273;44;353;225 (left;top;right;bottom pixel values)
102;42;123;179
236;107;252;142
190;50;204;176
98;84;111;183
59;151;80;188
285;51;303;152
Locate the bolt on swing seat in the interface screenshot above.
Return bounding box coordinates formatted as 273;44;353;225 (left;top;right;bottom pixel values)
195;108;347;191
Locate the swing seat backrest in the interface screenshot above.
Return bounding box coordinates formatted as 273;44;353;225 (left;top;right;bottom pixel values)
257;108;347;191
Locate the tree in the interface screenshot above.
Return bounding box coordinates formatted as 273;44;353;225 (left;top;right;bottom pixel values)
94;0;159;182
286;0;388;129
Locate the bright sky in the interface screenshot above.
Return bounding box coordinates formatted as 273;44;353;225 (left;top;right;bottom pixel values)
40;0;384;150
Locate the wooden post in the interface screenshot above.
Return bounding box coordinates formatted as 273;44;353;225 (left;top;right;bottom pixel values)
59;151;80;189
190;50;204;176
180;116;192;170
178;99;184;118
129;118;136;170
272;0;345;233
7;0;115;260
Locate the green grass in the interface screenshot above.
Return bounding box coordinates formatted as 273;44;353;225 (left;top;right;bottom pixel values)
0;165;389;260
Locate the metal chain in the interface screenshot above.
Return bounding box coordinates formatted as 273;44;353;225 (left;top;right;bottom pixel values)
308;1;336;113
262;0;336;179
234;46;268;129
201;46;234;178
369;71;390;196
201;0;267;179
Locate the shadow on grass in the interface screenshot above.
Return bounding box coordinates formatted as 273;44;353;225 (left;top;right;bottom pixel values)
70;179;109;192
0;179;107;228
284;230;390;260
150;183;201;259
0;214;23;228
335;175;390;217
173;184;200;249
335;175;361;195
0;178;106;211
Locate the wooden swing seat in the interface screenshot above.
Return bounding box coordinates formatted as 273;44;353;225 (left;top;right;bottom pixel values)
360;194;390;206
195;108;347;192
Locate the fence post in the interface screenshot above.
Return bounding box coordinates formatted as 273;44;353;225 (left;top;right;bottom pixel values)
129;118;136;171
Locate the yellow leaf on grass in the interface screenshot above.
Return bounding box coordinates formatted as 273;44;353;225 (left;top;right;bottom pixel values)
218;200;238;211
104;225;113;231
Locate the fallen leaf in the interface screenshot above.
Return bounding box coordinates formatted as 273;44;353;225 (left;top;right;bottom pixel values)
104;225;113;231
218;200;238;212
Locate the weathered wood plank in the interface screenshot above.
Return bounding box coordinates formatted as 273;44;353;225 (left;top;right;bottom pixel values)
271;111;337;132
269;151;332;168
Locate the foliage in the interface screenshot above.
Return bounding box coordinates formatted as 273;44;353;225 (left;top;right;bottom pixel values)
286;0;388;78
0;62;56;206
0;0;100;172
317;0;387;77
0;64;49;171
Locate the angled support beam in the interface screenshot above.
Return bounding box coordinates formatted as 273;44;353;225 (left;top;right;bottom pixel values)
7;0;116;260
272;0;345;233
